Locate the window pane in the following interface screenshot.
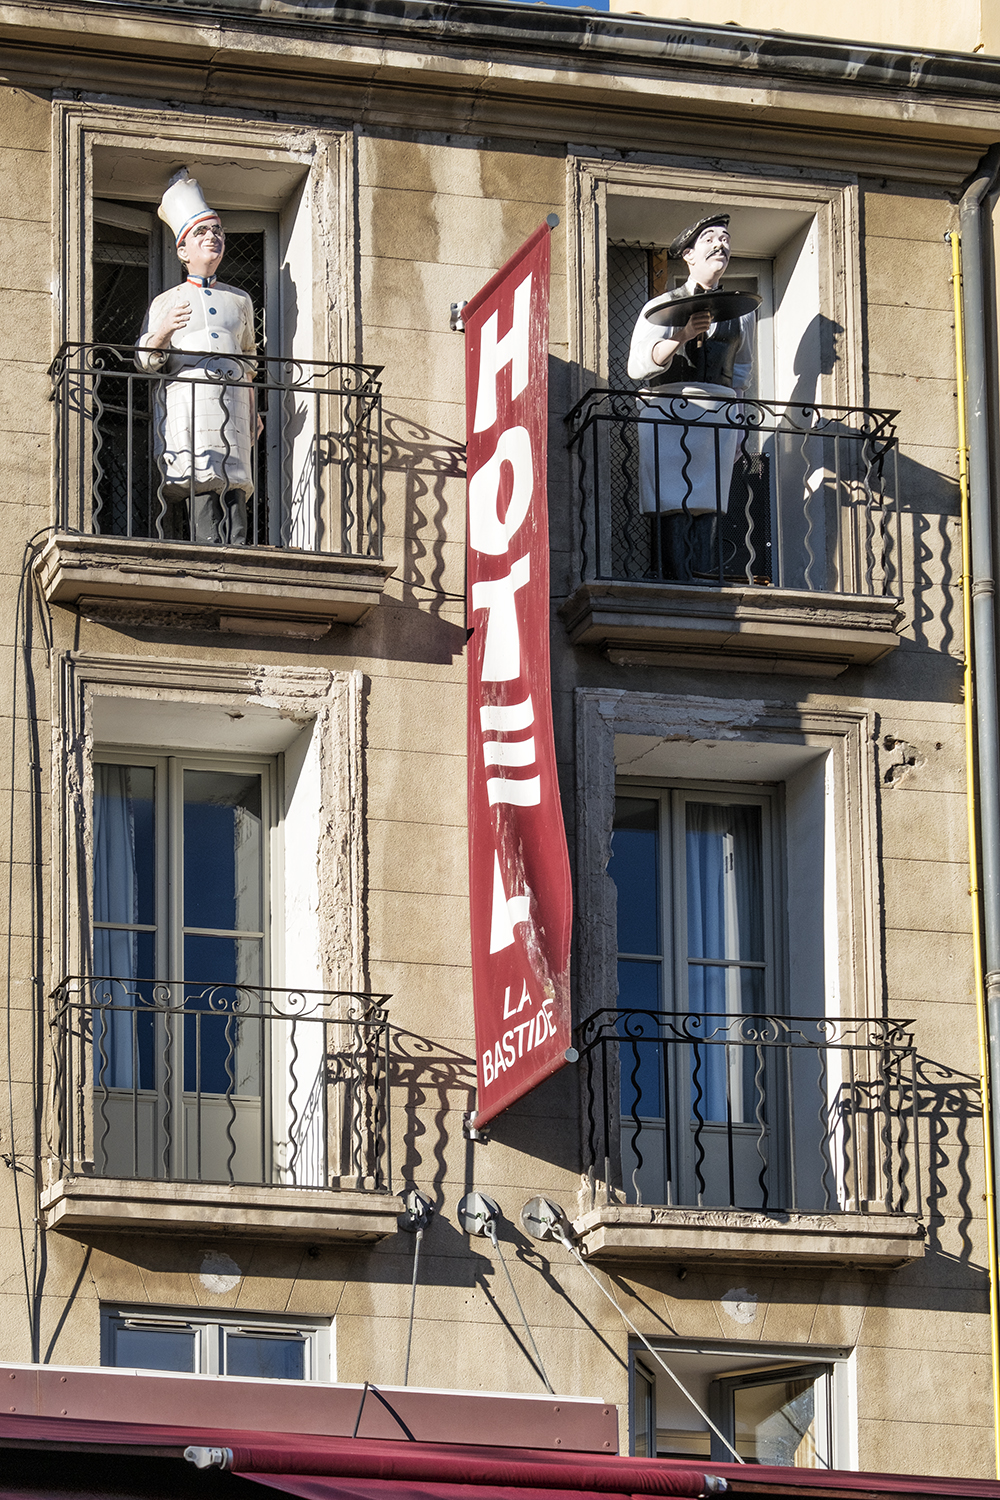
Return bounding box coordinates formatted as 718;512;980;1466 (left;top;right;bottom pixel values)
611;798;660;957
732;1376;821;1466
93;765;155;926
92;932;156;1091
617;962;662;1117
184;934;263;988
184;771;262;933
633;1367;655;1458
686;803;764;963
687;964;765;1015
112;1325;196;1373
184;937;263;1096
226;1333;305;1380
683;982;764;1124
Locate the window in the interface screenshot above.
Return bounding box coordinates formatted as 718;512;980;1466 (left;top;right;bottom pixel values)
610;785;781;1020
566;162;899;620
102;1306;331;1381
609;782;786;1209
91;198;281;545
630;1344;850;1468
574;694;921;1245
602;188;836;407
92;749;276;1183
50;105;378;572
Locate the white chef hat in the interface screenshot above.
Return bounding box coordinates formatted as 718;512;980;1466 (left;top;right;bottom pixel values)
158;169;219;246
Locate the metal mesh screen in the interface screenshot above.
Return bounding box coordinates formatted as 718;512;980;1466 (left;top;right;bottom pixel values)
220;232;268;543
93;222;154;537
607;244;653;577
217;231;267;354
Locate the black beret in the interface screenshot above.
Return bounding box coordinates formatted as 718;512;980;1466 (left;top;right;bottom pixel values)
667;213;731;260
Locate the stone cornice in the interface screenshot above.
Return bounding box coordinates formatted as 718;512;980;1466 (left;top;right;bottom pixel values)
16;0;1000;106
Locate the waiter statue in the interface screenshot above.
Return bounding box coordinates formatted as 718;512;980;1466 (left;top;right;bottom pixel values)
627;213;758;579
138;170;257;546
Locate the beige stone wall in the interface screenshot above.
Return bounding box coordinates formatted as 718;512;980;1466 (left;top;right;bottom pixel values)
608;0;998;57
0;1;993;1479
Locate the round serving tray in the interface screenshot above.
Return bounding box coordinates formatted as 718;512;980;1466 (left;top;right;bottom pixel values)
643;289;762;327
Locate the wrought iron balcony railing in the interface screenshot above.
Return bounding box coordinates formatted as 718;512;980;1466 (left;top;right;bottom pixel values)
578;1009;920;1218
49;343;384;556
566;391;900;596
49;978;392;1192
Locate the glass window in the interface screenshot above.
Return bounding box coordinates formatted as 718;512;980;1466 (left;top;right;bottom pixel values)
712;1364;833;1467
103;1308;327;1380
91;751;272;1181
630;1346;840;1467
632;1361;656;1458
609;784;780;1208
111;1321;197;1373
225;1331;306;1381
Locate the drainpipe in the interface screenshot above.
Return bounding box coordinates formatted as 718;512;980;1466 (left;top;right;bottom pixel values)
955;140;1000;1477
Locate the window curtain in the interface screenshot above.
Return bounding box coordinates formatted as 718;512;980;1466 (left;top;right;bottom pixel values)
685;802;764;1119
93;764;147;1089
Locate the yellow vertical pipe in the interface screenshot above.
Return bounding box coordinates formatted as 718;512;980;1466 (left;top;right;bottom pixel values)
950;226;1000;1477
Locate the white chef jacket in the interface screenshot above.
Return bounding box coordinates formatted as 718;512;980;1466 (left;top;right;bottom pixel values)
137;276;257;499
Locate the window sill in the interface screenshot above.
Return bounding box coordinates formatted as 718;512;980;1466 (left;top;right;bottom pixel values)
560;580;902;677
571;1204;925;1268
41;1176;405;1243
37;533;395;635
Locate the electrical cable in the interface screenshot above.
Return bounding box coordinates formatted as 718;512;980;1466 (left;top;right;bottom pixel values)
487;1224;554;1396
4;529;54;1360
555;1231;744;1464
403;1225;424;1386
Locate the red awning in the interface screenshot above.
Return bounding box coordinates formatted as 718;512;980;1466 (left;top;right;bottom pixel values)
220;1434;717;1494
248;1478;658;1500
0;1412;713;1499
2;1408;1000;1500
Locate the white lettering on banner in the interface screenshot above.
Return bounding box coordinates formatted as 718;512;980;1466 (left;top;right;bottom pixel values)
481;999;556;1086
487;775;540;807
473;273;532;434
468;425;533;555
483;737;536;767
471;554;530;681
490;851;530;953
503;981;533;1019
480;697;534;732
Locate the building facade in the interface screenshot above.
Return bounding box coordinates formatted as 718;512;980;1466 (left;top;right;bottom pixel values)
0;0;995;1476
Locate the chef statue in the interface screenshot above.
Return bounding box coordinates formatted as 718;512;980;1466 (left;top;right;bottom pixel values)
138;170;256;546
627;213;758;579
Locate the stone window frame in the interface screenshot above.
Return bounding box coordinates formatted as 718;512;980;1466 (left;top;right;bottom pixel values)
573;686;881;1033
53;96;355;361
52;652;366;998
566;153;862;407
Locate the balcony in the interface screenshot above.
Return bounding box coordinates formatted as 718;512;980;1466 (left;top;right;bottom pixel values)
562;392;903;675
574;1009;924;1267
40;344;393;635
43;977;403;1243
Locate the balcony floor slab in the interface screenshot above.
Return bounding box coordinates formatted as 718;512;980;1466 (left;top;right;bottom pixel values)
37;533;395;630
561;580;903;676
572;1203;925;1267
41;1175;404;1243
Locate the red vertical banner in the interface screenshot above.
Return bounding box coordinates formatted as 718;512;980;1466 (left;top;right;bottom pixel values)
465;223;573;1129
